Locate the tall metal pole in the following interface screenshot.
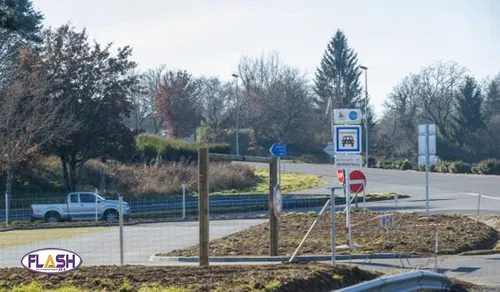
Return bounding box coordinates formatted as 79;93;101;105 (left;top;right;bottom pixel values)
360;66;369;167
331;187;336;265
425;124;430;217
232;74;240;156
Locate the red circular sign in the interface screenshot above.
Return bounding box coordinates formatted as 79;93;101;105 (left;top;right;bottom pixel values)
349;170;366;193
336;169;345;185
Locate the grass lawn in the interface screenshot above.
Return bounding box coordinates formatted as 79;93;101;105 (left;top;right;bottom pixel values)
0;226;111;249
213;168;326;195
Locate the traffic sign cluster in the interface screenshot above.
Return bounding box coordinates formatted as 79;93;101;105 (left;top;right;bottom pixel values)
326;108;367;250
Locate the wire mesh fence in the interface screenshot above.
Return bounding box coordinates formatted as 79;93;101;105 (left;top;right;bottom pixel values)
0;188;332;267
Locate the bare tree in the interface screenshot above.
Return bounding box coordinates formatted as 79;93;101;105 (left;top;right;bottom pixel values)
155;69;201;138
127;65;166;133
0;48;77;225
237;52;315;152
198;76;232;142
418;61;467;139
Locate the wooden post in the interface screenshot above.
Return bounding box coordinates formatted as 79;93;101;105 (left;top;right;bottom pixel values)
199;147;209;266
269;156;279;256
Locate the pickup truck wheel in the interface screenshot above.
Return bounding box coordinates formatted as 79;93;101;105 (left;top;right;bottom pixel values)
104;210;118;222
45;212;60;223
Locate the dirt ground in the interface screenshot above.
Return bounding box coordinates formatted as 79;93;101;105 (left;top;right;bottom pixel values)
164;212;498;257
0;264;486;292
0;263;379;291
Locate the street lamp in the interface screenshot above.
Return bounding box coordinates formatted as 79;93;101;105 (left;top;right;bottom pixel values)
232;73;240;156
359;65;369;168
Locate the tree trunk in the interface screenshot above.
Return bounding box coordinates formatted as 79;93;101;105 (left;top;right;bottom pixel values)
60;155;78;192
4;166;13;226
60;155;71;192
69;157;78;191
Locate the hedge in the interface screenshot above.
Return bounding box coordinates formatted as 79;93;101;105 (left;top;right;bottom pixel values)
135;134;230;163
373;157;499;175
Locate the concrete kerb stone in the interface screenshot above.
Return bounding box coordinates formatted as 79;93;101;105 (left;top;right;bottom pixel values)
149;253;418;263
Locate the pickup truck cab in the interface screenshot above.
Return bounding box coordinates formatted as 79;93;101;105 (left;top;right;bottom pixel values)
31;192;131;223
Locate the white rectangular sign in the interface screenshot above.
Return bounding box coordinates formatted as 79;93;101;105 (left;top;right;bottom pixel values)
334;125;362;153
334;154;363;169
418;124;436;135
418;123;437;166
333;109;362;125
418;135;436;155
380;214;395;229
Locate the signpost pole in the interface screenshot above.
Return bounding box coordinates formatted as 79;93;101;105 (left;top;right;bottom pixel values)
345;169;351;247
331;187;336;265
362;184;366;211
425;124;430;217
278;156;281;184
269;156;279;256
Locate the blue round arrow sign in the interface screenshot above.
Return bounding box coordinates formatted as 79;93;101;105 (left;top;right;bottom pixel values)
349;111;358;120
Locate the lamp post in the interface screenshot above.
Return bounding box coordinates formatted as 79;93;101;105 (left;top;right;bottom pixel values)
359;65;369;168
232;73;240;156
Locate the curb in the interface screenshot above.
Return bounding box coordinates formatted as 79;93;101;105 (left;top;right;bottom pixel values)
458;250;500;256
149;253;419;263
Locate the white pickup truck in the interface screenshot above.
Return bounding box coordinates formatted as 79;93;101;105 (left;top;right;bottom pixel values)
31;192;131;223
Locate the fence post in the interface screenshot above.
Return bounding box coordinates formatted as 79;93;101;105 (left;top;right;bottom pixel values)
4;192;9;227
477;193;481;217
269;156;279;256
182;184;186;219
199;148;209;266
118;194;124;266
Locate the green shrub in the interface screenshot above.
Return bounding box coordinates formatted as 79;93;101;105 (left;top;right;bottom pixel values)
135;134;230;163
399;159;414;170
473;159;500;175
382;160;393;169
448;161;472;174
367;157;377;168
434;160;451;173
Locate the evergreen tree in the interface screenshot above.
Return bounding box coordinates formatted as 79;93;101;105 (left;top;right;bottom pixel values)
452;76;484;145
0;0;43;38
314;29;363;110
485;79;500;120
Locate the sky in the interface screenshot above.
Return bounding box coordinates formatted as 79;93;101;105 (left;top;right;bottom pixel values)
33;0;500;118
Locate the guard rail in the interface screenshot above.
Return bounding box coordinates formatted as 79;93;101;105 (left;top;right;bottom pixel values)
335;270;452;292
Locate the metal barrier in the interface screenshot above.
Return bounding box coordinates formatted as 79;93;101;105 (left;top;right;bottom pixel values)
335;271;452;292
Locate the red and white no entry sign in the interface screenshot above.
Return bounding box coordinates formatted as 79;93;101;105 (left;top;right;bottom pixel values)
336;169;345;185
349;170;366;193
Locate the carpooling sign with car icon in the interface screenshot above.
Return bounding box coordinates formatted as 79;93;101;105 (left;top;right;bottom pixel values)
334;125;361;153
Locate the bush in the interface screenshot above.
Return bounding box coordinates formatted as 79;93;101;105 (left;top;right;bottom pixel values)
399;159;414;170
434;160;451;173
382;160;393;169
135;134;230;163
448;161;472;174
367;157;377;168
473;159;500;175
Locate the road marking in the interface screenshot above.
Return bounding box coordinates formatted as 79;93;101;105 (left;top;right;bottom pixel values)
464;193;500;201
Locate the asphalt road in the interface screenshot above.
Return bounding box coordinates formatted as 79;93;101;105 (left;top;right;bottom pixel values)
250;162;500;214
